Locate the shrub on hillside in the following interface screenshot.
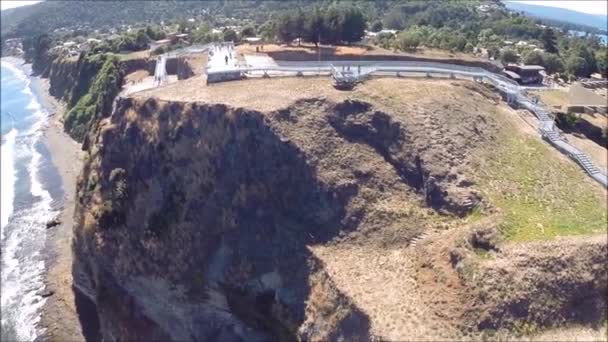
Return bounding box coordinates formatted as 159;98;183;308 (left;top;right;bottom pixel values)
64;54;123;142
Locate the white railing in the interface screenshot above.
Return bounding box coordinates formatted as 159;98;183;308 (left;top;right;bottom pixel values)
205;59;608;187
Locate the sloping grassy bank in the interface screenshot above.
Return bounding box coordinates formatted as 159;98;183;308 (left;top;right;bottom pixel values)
474;108;607;242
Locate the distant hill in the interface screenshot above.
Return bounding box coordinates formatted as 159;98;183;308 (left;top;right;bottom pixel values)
503;1;608;32
0;1;312;40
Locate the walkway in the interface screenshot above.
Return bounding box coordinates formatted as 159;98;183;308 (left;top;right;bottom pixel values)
155;50;607;188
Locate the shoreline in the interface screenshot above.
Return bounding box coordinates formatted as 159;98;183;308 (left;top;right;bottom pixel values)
3;57;86;341
35;76;85;342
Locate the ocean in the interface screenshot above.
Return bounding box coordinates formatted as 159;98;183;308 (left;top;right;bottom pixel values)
1;60;63;341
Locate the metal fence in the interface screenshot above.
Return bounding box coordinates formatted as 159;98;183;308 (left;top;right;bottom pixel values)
202;57;608;187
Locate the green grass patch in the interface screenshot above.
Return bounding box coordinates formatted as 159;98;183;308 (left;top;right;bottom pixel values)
475;118;607;242
466;205;485;223
474;248;493;260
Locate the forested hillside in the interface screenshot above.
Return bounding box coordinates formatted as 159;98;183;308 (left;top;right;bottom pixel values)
503;1;607;33
4;0;607;81
1;0;394;40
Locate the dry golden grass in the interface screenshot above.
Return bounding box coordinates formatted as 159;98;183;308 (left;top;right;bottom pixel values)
532;90;570;109
137;76;481;112
125;70;149;83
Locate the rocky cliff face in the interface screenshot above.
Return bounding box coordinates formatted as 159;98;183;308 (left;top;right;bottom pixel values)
72;87;494;341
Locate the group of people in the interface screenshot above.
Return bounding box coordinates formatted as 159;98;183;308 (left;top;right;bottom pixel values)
339;65;363;75
213;42;235;65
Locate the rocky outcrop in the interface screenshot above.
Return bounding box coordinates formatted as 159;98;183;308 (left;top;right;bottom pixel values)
72;91;494;340
452;230;607;335
47;56;80;101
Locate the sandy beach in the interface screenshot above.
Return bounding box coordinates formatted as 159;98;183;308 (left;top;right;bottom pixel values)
33;76;86;342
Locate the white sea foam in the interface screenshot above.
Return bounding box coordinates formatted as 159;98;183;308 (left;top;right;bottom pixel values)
26;98;41;111
0;60;54;341
1;129;17;236
0;60;28;83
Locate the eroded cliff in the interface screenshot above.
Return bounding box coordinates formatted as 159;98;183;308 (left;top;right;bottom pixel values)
71;78;607;341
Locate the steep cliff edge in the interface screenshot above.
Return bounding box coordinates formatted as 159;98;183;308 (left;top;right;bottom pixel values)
72;81;488;340
72;78;607;340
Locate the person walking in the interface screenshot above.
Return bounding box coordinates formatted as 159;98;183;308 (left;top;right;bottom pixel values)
225;55;228;65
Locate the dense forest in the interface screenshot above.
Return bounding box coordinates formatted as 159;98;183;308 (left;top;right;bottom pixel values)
0;0;386;40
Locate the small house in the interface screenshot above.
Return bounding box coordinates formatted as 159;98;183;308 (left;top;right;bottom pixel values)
504;64;545;84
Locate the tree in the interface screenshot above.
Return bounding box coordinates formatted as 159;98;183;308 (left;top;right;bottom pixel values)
383;9;404;30
370;20;383;33
145;26;165;40
135;29;150;49
565;55;587;77
191;23;211;43
223;29;238;42
477;28;499;47
464;42;474;53
449;34;467;52
376;32;395;49
304;7;325;47
177;20;194;33
500;48;519;65
487;45;500;59
567;43;597;77
541;53;564;74
397;30;421;51
323;6;343;44
523;50;543;65
294;9;306;45
596;48;608;78
240;25;256;38
258;20;277;41
276;13;296;43
540;27;558;53
340;5;366;44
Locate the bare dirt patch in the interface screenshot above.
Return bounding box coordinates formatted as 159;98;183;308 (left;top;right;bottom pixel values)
235;42;501;71
237;43;370;56
569;83;608;106
125;70;149;83
182;54;207;76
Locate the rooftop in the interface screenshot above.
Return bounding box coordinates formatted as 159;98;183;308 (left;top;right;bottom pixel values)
503;70;521;79
507;64;545;71
518;65;545;71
